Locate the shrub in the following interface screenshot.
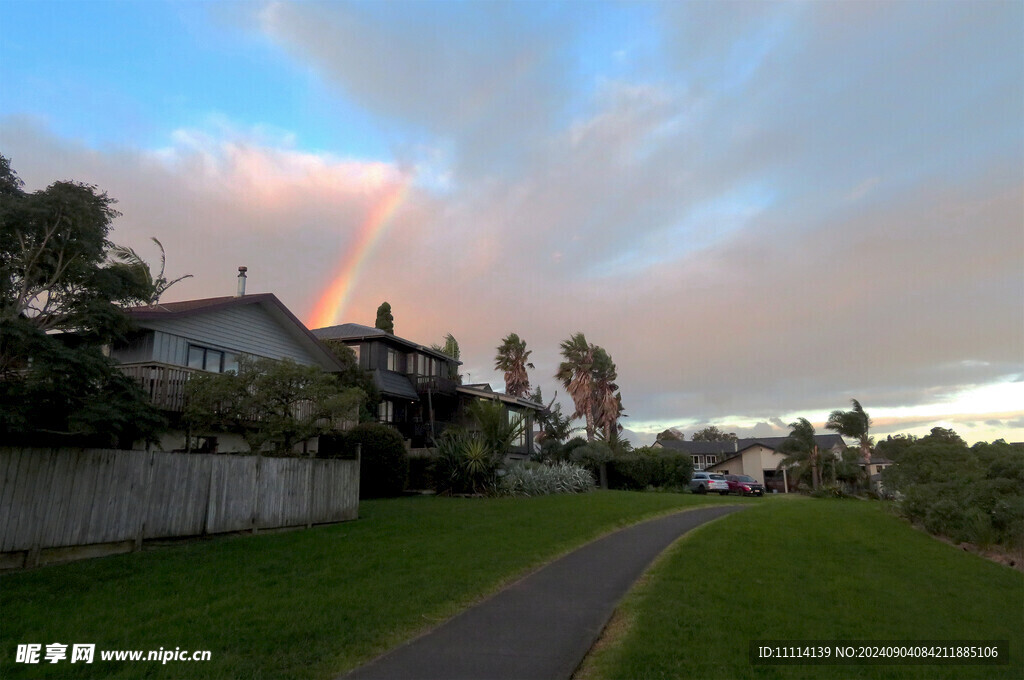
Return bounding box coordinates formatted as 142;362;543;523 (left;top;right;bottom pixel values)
500;461;595;497
887;438;1024;549
605;452;693;491
431;429;502;495
346;423;409;498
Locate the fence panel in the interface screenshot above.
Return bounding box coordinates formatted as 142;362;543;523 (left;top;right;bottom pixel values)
0;449;359;560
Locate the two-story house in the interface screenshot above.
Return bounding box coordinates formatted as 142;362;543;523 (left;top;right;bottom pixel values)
312;323;544;456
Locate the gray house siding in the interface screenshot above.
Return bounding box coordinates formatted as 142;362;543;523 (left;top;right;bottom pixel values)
127;305;321;367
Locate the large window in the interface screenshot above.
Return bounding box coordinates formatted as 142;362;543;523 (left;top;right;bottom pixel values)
187;345;229;373
378;399;394;423
387;348;398;371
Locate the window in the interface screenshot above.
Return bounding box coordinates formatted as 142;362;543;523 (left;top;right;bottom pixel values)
350;344;360;364
508;410;526;447
387;349;398;371
187;345;226;373
378;400;394;423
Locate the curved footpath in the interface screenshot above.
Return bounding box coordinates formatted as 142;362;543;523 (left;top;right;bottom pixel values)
342;504;748;680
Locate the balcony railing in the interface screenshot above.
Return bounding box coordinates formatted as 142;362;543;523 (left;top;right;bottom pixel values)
414;375;458;396
117;362;357;429
118;362;196;412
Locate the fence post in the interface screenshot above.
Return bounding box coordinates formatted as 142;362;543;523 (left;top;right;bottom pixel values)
136;451;155;550
306;459;314;529
251;455;262;534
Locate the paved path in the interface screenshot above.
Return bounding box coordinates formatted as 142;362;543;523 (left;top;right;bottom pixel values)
342;504;747;680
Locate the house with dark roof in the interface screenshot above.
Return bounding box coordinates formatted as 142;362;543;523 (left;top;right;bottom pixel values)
312;323;544;455
112;284;349;453
655;435;846;492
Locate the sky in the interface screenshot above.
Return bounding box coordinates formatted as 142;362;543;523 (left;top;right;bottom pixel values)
1;0;1022;446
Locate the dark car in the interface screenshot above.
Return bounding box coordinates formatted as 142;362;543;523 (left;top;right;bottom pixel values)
725;474;765;496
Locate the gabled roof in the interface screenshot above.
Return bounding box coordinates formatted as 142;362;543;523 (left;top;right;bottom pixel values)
124;293;345;372
312;323;459;364
657;434;846;457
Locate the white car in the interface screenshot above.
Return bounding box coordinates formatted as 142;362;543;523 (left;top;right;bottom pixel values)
690;471;730;495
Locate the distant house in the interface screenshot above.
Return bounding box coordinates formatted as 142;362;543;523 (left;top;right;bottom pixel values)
113;291;348;453
655;435;846;493
311;323;544;456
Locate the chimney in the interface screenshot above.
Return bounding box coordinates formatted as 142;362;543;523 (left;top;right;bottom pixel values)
236;266;247;297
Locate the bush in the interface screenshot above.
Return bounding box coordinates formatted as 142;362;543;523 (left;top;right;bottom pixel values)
431;429;502;495
346;423;409;498
605;452;693;491
886;438;1024;549
500;461;595;497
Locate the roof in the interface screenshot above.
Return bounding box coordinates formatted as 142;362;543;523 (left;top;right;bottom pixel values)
374;371;420;401
124;293;346;372
657;434;846;456
456;384;546;412
313;323;459;364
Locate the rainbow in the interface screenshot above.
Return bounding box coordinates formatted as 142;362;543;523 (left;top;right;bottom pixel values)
307;178;412;329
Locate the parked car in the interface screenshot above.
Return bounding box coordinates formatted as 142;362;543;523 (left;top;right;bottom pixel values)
690;471;729;495
725;474;765;497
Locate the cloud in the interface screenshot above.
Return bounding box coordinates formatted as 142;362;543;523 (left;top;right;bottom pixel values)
257;1;571;176
3;1;1021;447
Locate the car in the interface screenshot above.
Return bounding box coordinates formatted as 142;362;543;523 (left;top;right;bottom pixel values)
725;474;765;496
690;471;730;495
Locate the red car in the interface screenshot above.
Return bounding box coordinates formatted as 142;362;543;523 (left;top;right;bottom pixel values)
725;474;765;496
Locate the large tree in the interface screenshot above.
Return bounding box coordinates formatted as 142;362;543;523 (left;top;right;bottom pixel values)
691;426;738;442
826;399;873;491
185;355;363;454
108;237;192;306
656;428;684;442
374;301;394;334
778;417;821;491
591;346;624;440
556;332;596;441
0;155;164;445
494;332;534;398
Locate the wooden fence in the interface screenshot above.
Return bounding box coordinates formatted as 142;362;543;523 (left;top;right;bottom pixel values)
0;448;359;569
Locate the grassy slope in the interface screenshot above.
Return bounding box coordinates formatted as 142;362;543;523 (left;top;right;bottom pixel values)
578;498;1024;680
1;491;745;680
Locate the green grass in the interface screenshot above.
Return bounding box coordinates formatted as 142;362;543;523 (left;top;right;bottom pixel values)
1;491;744;679
577;498;1024;680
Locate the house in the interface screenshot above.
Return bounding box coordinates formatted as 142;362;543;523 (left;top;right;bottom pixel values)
655;435;846;493
113;284;349;453
311;323;544;456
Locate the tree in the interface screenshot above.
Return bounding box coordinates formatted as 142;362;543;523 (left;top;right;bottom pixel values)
556;332;596;441
431;332;461;382
826;399;873;491
656;428;684;442
921;427;967;446
591;346;624;440
108;237;192;305
778;417;821;491
691;426;738;442
317;338;380;422
185;356;363;455
375;301;394;334
494;332;534;398
0;155;164;445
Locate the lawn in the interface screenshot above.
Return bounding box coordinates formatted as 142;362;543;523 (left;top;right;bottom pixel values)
1;491;743;679
576;497;1024;680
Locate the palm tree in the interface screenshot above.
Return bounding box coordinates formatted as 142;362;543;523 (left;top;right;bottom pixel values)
778;417;821;491
109;237;192;306
494;333;534;398
826;399;873;491
591;346;624;440
556;332;596;441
